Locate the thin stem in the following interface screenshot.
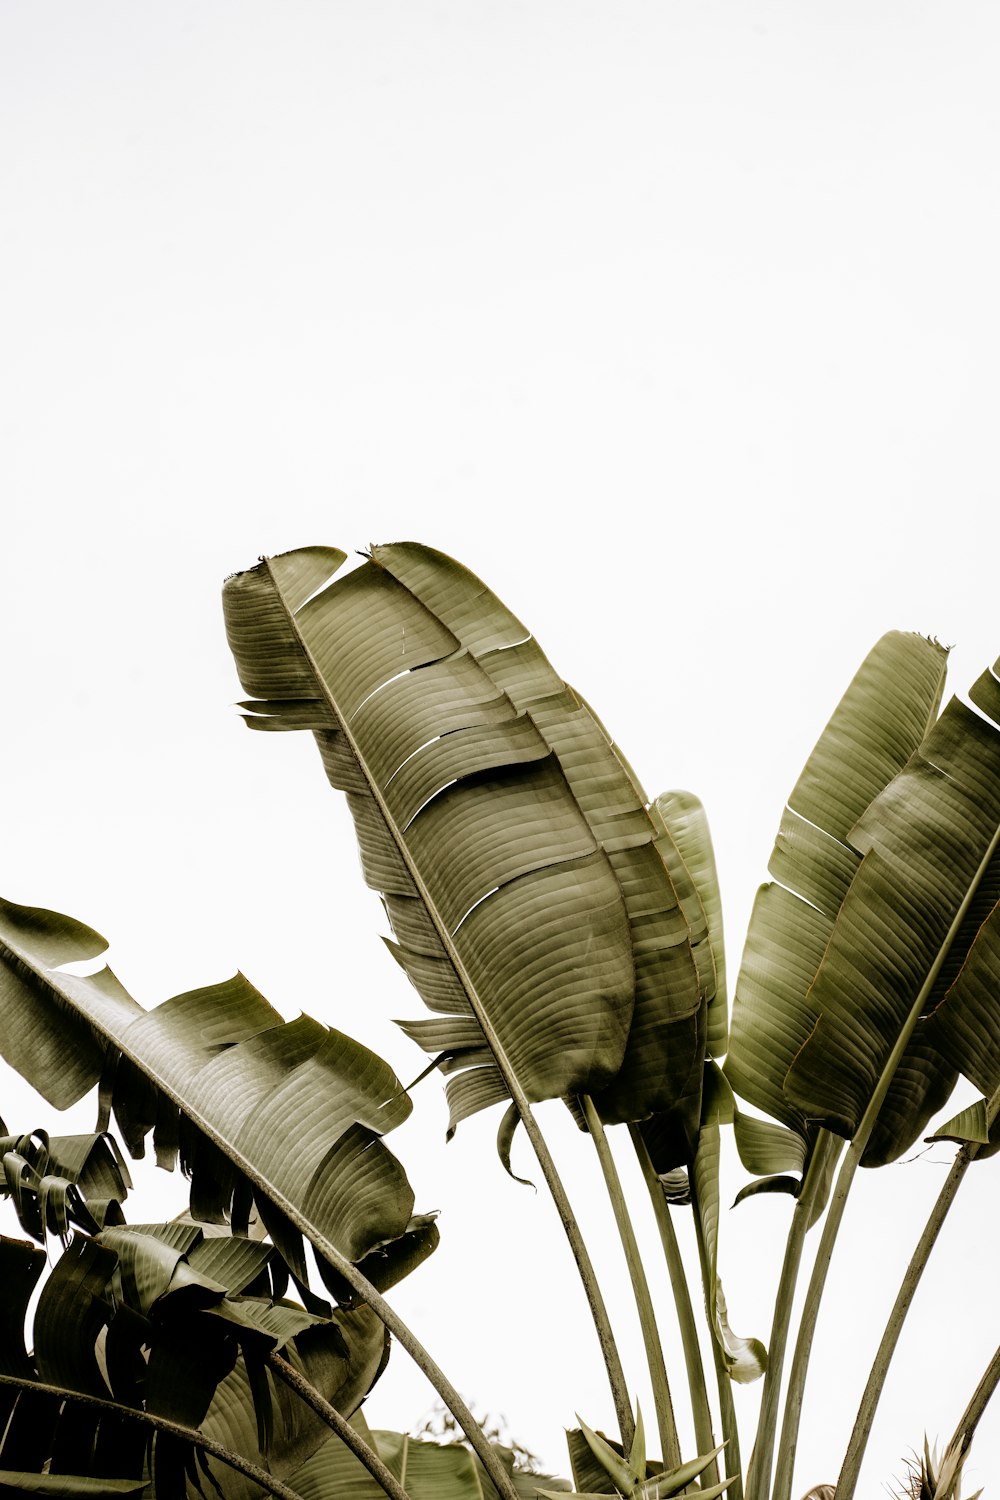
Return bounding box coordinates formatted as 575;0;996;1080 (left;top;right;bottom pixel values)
583;1097;680;1469
267;1352;413;1500
269;563;635;1454
0;1371;304;1500
943;1341;1000;1469
687;1166;744;1500
835;1150;970;1498
629;1125;719;1480
744;1132;839;1500
837;1084;1000;1498
517;1104;636;1452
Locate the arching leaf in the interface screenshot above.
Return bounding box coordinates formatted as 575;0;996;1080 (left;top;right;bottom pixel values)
223;543;710;1154
0;901;427;1286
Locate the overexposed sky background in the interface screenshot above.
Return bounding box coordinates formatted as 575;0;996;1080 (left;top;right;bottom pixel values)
3;2;1000;1492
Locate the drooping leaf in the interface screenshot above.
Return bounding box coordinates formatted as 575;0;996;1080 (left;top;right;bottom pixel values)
496;1104;534;1189
731;1175;801;1208
33;1236;118;1398
732;1113;807;1178
0;904;431;1286
0;1237;45;1378
317;1213;441;1304
928;1100;1000;1159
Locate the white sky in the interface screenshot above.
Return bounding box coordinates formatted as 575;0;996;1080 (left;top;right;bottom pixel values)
2;2;999;1492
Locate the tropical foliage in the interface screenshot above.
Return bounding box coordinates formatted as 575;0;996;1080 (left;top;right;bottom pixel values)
2;541;1000;1500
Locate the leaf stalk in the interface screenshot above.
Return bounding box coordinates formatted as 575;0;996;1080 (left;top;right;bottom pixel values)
582;1096;681;1470
743;1131;839;1500
267;1351;414;1500
836;1083;1000;1497
628;1124;719;1483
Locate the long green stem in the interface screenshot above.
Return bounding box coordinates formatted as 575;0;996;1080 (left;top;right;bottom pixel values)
744;1132;839;1500
687;1167;743;1500
942;1340;1000;1472
771;824;1000;1500
267;1352;413;1500
629;1125;719;1477
834;1150;970;1498
0;1371;305;1500
584;1097;680;1470
837;1084;1000;1497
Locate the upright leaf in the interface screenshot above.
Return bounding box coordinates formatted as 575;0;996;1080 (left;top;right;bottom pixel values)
785;685;1000;1140
724;633;949;1144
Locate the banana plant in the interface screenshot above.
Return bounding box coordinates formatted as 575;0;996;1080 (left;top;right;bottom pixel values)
220;548;1000;1491
4;540;1000;1500
723;631;1000;1500
222;543;735;1468
0;1156;558;1500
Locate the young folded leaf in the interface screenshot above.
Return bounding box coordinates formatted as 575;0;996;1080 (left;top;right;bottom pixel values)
691;1066;767;1384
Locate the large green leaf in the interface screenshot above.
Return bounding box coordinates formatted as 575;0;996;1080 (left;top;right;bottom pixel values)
224;543;712;1142
724;632;949;1149
784;681;1000;1141
0;899;427;1282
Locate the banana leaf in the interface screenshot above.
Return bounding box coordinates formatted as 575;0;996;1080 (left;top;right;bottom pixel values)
1;1130;129;1245
0;1213;389;1500
724;632;953;1160
223;543;713;1157
0;897;433;1305
784;680;1000;1147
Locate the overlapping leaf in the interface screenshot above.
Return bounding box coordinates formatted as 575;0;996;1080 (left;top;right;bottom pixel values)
0;898;428;1289
0;1214;390;1500
224;543;715;1145
724;632;951;1158
785;675;1000;1149
1;1129;129;1245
